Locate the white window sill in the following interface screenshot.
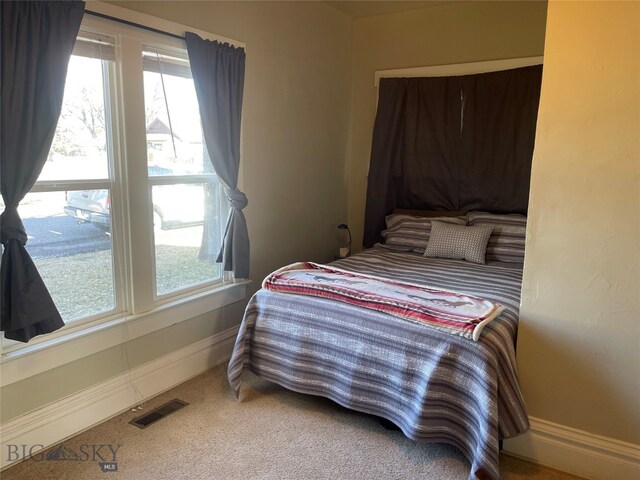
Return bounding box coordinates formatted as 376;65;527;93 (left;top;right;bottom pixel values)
0;280;249;387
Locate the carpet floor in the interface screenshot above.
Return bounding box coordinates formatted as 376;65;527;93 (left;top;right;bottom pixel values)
3;364;584;480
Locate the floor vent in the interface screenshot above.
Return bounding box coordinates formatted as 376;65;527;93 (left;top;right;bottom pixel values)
129;399;189;429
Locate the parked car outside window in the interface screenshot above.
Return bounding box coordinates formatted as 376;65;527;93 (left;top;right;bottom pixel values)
64;165;205;231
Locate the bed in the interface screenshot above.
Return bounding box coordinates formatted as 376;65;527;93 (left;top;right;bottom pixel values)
228;213;529;480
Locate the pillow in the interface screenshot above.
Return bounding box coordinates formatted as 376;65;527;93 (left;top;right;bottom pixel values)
467;212;527;264
424;221;493;264
382;214;467;253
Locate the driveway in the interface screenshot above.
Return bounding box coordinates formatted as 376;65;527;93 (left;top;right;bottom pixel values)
24;214;111;259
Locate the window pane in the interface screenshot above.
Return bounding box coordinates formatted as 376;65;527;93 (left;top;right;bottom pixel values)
40;56;111;181
143;58;209;175
143;50;225;297
152;183;222;296
18;191;116;322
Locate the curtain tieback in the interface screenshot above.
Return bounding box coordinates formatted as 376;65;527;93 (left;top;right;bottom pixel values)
0;207;28;246
225;188;248;210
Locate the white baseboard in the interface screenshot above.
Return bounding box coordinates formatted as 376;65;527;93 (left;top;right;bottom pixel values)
504;416;640;480
0;326;239;471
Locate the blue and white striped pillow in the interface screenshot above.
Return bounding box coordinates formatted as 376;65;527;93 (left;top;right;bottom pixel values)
382;214;467;253
467;212;527;264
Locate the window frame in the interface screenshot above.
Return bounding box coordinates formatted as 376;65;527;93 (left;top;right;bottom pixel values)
12;48;124;334
140;47;228;300
0;5;248;371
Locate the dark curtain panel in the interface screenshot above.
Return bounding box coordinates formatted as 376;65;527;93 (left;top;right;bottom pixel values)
363;66;542;246
396;77;463;211
459;65;543;213
1;1;85;342
185;33;248;278
363;77;461;247
363;79;407;248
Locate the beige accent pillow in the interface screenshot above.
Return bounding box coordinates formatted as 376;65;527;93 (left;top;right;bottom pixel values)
424;221;493;264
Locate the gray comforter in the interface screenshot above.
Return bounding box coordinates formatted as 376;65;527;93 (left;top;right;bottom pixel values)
228;246;529;480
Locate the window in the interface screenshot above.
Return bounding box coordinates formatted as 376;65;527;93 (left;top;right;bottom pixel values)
142;49;227;296
1;17;232;353
17;35;119;324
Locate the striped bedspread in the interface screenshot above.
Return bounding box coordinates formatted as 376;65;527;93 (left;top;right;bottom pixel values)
228;246;529;480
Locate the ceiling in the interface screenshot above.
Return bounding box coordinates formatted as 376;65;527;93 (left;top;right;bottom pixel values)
326;1;459;19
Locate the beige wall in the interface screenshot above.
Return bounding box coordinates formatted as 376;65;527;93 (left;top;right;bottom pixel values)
1;1;353;422
519;0;640;443
348;1;548;250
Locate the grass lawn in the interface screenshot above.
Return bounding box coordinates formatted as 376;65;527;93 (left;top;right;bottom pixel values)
35;245;220;322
